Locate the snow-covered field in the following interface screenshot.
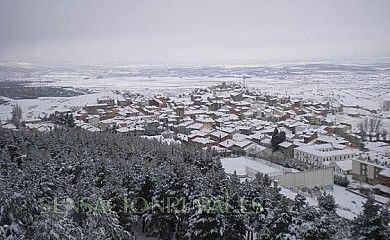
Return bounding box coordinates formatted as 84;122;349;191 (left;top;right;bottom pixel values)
221;156;283;176
281;186;363;220
1;62;389;122
0;91;124;120
21;71;390;110
272;180;368;220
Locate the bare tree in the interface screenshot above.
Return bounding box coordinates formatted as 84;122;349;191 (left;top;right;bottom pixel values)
11;103;22;128
357;118;368;141
382;128;388;141
357;117;382;141
381;100;390;111
369;117;382;133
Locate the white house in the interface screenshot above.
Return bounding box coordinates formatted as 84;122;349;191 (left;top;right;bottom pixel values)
294;143;357;167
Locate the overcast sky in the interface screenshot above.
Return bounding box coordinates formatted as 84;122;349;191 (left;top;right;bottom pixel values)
1;0;389;65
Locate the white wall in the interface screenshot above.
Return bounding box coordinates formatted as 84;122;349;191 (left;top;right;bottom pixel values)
271;168;334;188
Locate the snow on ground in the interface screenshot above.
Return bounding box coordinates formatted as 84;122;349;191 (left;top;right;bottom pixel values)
327;113;390;134
31;76;232;91
326;185;366;220
9;62;390;111
0;91;124;120
279;187;317;206
349;178;390;205
38;75;389;111
280;184;369;220
221;156;283;176
374;194;390;205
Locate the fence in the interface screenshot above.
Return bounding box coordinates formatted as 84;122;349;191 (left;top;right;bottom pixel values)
252;157;295;174
273;167;334;188
245;166;334;188
245;166;283;177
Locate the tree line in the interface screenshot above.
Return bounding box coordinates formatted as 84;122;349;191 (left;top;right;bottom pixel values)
0;127;389;239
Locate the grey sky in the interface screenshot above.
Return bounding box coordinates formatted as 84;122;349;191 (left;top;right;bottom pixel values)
1;0;389;64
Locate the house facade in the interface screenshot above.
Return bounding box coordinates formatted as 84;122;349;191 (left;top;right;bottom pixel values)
294;143;357;167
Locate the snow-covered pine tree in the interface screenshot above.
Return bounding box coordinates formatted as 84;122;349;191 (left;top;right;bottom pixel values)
31;211;84;240
289;193;341;239
83;210;133;240
317;192;337;213
352;195;390;239
185;198;225;240
271;127;279;151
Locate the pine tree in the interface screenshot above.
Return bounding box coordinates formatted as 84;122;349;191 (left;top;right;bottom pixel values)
271;127;279;151
185;205;225;240
31;212;83;240
0;222;22;240
83;211;133;240
66;113;75;127
278;131;286;144
288;194;340;239
352;195;390;239
293;194;308;212
222;174;246;240
257;199;292;239
1;125;358;239
271;128;287;152
299;213;337;240
334;174;350;187
318;192;337;213
378;207;390;239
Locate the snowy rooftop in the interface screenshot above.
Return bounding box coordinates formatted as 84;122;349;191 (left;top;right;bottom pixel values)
250;131;265;140
335;159;353;171
209;130;230;139
316;135;349;145
219;127;236;134
363;141;390;156
219;139;235;148
379;168;390;177
233;139;253;148
192;137;215;145
353;152;390;168
186;123;205;130
278;141;293;148
116;127;130;133
295;144;358;158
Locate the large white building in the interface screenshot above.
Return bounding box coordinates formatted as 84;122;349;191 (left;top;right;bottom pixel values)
294;143;358;167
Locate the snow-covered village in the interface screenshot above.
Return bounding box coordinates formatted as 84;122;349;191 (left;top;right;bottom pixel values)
1;63;390;239
1;0;390;239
